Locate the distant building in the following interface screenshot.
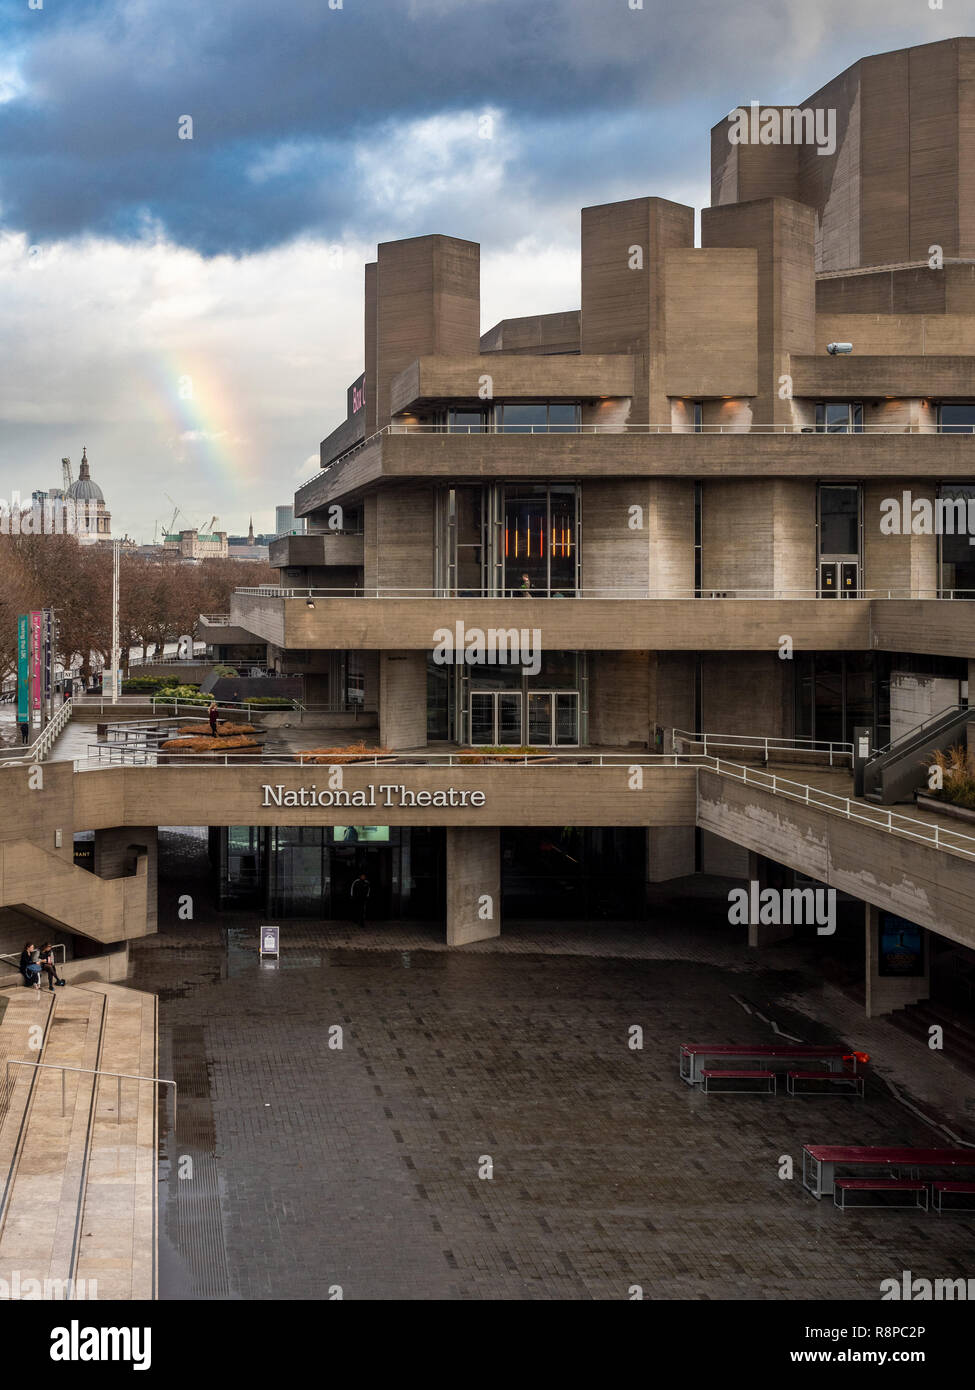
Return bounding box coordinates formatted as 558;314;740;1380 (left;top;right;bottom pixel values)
162;529;229;560
275;504;305;537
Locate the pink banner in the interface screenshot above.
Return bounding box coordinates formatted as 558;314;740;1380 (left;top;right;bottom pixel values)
30;611;42;712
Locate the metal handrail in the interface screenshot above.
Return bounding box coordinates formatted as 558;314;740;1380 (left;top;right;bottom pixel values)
5;1059;176;1128
58;747;975;859
869;703;968;757
0;698;73;764
672;729;853;766
231;584;975;600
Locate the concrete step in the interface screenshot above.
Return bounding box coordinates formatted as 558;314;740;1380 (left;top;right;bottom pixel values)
72;984;158;1300
0;989;107;1296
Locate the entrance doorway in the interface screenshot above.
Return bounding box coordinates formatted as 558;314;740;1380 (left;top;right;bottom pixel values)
469;689;579;746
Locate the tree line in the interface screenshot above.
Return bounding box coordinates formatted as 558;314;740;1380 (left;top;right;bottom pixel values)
0;536;273;683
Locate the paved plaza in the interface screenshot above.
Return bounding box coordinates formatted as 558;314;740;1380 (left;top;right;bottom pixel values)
132;833;975;1301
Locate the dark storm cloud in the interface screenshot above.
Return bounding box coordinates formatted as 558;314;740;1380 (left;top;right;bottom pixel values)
0;0;956;253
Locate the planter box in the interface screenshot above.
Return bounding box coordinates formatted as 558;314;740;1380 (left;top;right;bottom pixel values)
915;792;975;825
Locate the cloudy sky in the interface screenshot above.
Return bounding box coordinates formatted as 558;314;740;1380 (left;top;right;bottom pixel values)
0;0;960;541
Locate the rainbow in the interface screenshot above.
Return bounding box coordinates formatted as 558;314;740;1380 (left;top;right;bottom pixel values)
137;354;255;490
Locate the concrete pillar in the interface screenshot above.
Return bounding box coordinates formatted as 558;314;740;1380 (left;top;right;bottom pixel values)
746;852;794;947
864;903;930;1018
446;827;500;946
378;651;427;749
701;479;816;595
92;826;158;934
646;825;695;882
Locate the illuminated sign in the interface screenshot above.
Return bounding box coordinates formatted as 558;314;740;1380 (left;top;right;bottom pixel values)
347;373;367;418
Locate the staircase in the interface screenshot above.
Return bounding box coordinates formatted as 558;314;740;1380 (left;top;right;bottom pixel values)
887;998;975;1079
863;704;972;805
0;980;158;1300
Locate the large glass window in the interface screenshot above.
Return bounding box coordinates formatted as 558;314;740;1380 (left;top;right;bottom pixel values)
446;408;489;433
819;484;860;555
815;402;863;433
496;402;581;433
438;482;579;596
939;483;975;594
504;482;576;596
938;404;975;434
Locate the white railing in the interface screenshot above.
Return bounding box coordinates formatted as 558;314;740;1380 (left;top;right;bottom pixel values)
303;419;975;487
672;729;854;766
61;747;975;860
0;699;73;764
701;757;975;859
4;1059;176;1127
232;584;975;600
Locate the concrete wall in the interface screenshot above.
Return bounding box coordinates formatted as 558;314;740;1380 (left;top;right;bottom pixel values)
889;671;963;744
93;826;158;935
662;248;758;398
701;480;817;594
862;481;938;596
446;827;500;945
588;652;651;747
378;651;428;749
700;653;792;738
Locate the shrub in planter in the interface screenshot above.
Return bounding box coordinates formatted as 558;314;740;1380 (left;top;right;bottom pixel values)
927;744;975;809
294;741;392;765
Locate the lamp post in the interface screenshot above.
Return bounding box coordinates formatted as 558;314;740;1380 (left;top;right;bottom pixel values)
109;539;121;705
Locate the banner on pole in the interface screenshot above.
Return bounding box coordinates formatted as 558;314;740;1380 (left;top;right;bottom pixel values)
16;615;29;724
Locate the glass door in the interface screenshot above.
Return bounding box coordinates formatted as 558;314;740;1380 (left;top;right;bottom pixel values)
498;692;522;744
470;691;496;745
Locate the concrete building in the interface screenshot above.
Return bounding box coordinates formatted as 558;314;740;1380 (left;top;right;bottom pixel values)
220;36;975;994
162;528;230;560
4;38;974;1025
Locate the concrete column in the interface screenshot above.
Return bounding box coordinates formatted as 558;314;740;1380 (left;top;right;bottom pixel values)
746;852;794;947
864;903;930;1018
646;825;695;882
92;826;158;934
862;481;938;597
378;651;427;749
446;827;500;946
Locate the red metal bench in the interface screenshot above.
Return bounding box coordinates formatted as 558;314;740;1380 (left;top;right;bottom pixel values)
680;1044;868;1086
786;1070;864;1098
834;1179;928;1211
933;1181;975;1214
700;1068;776;1095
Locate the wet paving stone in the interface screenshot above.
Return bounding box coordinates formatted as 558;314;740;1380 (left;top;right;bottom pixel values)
132;926;975;1301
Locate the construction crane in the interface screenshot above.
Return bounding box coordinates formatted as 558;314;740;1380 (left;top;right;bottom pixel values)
202;515;218;535
61;457;73;491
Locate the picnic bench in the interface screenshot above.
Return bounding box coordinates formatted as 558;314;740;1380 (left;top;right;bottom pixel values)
932;1181;975;1213
700;1068;776;1095
803;1145;975;1200
680;1044;866;1087
834;1179;928;1211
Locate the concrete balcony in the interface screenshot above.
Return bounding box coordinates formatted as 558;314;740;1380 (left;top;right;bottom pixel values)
295;427;975;514
791;354;975;398
268;532;364;569
198;612;268;647
229;589;975;658
229;591;874;652
389;353;636;415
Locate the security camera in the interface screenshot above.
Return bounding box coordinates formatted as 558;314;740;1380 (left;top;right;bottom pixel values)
826;342;853;355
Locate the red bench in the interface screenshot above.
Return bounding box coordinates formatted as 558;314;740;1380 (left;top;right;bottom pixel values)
787;1070;864;1098
700;1068;776;1095
680;1044;868;1086
834;1179;928;1211
933;1181;975;1214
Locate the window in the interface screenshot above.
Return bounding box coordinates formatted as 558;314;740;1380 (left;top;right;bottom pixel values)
938;484;975;595
938;404;975;434
815;402;863;433
446;408;489;433
693;402;703;432
818;485;860;555
496;402;581;433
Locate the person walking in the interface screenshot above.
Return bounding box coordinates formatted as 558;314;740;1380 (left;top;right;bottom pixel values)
18;719;30;744
38;942;65;991
350;872;371;928
519;572;531;597
208;701;219;736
